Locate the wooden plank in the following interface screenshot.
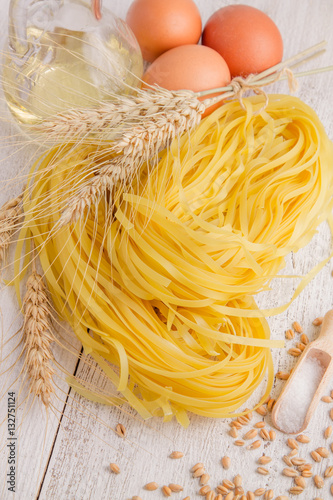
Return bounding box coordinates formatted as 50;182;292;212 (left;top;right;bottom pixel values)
0;3;82;496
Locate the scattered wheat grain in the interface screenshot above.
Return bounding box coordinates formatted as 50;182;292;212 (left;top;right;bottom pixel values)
289;486;303;495
145;482;159;491
293;321;303;333
256;406;267;416
257;466;269;475
313;475;324;488
288;347;302;357
287;438;299;450
199;485;211;496
316;447;329;458
244;429;258;440
109;463;120;474
296;434;310;443
169;484;183;492
276;371;290;380
162;485;172;497
282;468;298;478
234;440;245;446
200;474;210;486
191;463;204;473
294;476;306;489
258;456;271;465
193;468;205;478
247;440;261;450
116;423;126;437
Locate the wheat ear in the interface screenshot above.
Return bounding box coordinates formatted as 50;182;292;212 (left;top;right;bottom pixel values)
58;89;205;226
0;193;23;270
22;266;55;407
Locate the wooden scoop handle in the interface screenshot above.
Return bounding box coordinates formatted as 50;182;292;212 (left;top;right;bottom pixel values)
313;310;333;355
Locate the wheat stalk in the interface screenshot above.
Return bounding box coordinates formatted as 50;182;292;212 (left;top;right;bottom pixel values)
0;193;23;270
34;88;205;143
58;89;205;226
22;268;55;407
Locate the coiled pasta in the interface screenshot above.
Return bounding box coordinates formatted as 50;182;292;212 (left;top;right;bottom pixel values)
15;94;333;423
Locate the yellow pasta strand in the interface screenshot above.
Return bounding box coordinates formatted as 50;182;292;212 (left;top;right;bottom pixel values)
14;94;333;421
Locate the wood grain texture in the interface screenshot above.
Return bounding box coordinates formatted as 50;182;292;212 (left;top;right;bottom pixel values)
0;0;333;499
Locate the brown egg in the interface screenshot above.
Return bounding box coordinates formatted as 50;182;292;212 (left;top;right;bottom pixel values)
125;0;202;62
202;4;283;77
143;45;231;116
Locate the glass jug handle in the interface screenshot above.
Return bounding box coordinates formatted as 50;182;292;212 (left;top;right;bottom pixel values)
8;0;103;55
8;0;30;54
8;0;65;55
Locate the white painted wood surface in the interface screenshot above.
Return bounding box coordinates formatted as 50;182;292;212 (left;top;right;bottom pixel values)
0;0;333;499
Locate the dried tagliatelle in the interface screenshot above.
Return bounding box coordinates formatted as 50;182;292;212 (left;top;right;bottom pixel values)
14;95;333;424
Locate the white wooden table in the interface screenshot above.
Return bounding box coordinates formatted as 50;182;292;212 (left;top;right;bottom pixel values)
1;1;333;499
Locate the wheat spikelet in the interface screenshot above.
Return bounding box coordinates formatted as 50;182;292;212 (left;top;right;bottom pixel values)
0;193;23;270
58;89;205;226
34;88;205;143
22;270;55;407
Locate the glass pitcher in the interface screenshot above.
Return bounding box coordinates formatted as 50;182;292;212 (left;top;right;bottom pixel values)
2;0;143;125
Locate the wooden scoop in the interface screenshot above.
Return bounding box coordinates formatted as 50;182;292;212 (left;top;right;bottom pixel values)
272;310;333;434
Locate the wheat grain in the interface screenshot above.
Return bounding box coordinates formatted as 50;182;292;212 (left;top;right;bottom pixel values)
191;463;204;473
193;468;205;478
200;474;210;486
144;482;159;491
109;463;120;474
22;270;55;407
276;371;290;380
247;440;261;450
285;329;294;340
254;422;266;428
116;423;126;437
258;456;271;465
257;467;269;475
296;434;310;443
316;447;329;458
287;438;299;450
169;451;184;459
324;465;333;478
313;475;324;488
292;321;303;333
222;479;235;490
162;485;172;497
255;406;267;416
229;427;238;438
282;468;298;478
199;485;211;496
244;429;258;440
169;484;183;492
294;476;306;489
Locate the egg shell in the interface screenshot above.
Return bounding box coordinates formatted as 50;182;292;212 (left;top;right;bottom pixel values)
202;4;283;77
125;0;202;62
143;45;231;116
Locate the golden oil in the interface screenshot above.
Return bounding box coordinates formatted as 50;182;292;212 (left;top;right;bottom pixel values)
2;1;143;125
